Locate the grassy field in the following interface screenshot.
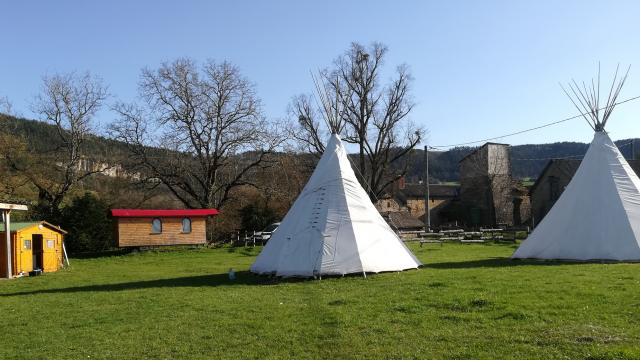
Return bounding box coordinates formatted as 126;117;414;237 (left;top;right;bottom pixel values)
1;243;640;359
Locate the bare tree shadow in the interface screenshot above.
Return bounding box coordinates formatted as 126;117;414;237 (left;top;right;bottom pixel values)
0;271;306;297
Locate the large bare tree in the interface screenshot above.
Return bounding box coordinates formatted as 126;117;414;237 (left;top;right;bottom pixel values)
289;42;423;201
111;58;282;210
13;72;109;220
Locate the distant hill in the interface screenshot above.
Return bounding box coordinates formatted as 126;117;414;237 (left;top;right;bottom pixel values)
2;114;638;183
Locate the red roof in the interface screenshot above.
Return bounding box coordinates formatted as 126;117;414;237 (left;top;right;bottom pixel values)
111;209;219;217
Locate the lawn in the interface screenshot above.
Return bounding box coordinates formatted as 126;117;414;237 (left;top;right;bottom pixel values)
1;243;639;359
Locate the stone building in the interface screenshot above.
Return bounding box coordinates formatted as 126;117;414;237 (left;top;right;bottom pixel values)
459;143;514;227
376;142;534;229
530;159;640;225
512;183;532;226
376;177;460;228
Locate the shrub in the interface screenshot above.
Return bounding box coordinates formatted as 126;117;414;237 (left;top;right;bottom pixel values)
61;192;113;253
238;203;278;232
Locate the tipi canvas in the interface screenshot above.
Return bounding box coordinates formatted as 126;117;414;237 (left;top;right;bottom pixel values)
513;65;640;261
250;134;422;277
512;131;640;260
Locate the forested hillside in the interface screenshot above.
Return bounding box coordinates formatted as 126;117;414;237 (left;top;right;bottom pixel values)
4;114;637;184
2;115;130;160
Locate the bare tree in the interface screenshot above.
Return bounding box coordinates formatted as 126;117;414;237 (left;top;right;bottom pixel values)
111;58;282;210
0;96;13;115
288;42;424;201
15;72;109;220
287;94;327;156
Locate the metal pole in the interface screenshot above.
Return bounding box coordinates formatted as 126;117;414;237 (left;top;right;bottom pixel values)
424;145;431;232
4;210;11;279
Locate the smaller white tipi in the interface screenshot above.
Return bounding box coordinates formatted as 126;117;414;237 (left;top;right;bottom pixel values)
250;134;422;276
513;66;640;261
251;74;421;277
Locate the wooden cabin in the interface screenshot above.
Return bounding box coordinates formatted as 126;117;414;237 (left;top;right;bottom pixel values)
111;209;219;247
0;221;66;277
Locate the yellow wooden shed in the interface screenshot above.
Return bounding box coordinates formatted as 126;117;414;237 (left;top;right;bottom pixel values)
0;221;66;277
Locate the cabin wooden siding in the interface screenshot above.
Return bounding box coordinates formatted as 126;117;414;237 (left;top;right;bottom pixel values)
116;217;206;247
0;224;64;277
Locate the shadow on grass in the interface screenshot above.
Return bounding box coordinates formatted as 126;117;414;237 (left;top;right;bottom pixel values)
0;271;306;297
424;257;627;269
226;247;261;256
70;248;134;259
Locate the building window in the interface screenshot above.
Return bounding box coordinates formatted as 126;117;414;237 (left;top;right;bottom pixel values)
182;218;192;233
47;240;55;249
152;218;162;233
24;240;31;250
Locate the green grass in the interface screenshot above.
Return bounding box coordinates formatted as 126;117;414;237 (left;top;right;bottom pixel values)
1;244;640;359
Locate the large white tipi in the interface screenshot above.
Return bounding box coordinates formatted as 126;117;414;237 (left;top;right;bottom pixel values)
513;66;640;261
250;134;422;276
251;73;420;276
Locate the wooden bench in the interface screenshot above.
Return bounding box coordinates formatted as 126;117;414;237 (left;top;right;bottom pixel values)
441;236;464;241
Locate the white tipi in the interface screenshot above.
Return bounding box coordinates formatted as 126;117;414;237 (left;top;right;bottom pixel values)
513;66;640;260
250;134;422;276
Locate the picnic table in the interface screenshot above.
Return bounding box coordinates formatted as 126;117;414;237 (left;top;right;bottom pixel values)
411;227;528;246
418;232;444;247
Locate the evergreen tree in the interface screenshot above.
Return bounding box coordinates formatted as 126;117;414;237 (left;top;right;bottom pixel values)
61;192;113;253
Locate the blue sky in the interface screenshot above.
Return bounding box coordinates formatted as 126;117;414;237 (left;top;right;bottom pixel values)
1;0;639;148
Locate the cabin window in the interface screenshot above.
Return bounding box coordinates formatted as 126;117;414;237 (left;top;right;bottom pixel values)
23;239;31;250
47;240;55;249
182;218;192;233
152;218;162;233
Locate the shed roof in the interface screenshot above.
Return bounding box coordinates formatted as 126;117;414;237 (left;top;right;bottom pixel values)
0;221;67;234
111;209;219;217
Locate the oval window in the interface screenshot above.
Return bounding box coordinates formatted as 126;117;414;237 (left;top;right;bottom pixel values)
182;218;192;233
152;218;162;233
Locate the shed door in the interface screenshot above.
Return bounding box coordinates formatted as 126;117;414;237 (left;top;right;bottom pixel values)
20;236;33;273
43;236;59;272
